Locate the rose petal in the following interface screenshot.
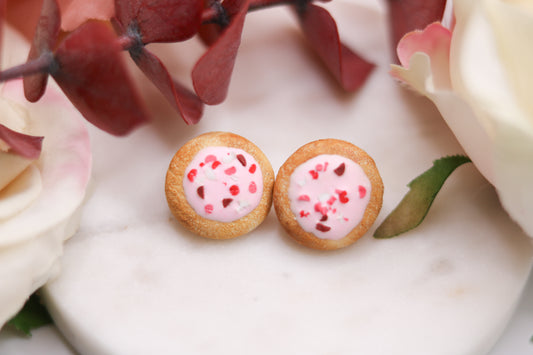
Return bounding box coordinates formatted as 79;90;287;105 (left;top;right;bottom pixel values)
450;0;533;236
0;123;43;159
395;22;452;91
0;73;91;325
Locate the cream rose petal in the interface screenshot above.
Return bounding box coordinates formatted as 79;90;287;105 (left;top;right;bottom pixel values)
0;76;91;326
451;0;533;236
391;23;495;185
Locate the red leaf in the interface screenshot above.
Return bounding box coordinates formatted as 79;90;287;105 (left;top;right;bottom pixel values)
5;0;43;41
387;0;447;62
114;0;203;43
0;123;43;159
131;47;203;125
296;4;375;92
192;0;250;105
53;21;149;136
24;0;60;102
197;0;224;46
0;0;5;64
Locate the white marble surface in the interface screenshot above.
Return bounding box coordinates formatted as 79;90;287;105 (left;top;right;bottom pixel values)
1;1;532;354
1;273;532;354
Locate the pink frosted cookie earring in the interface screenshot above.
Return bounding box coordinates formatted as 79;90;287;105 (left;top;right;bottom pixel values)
273;139;383;250
165;132;274;239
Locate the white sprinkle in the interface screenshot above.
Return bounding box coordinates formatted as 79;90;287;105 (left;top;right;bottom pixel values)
297;179;307;187
236;200;250;212
223;152;236;163
319;193;330;203
205;170;217;180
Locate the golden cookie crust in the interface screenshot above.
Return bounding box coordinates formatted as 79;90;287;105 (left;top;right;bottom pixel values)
165;132;274;239
273;139;383;250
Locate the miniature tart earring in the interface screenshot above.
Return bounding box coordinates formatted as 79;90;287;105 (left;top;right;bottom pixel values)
273;139;383;250
165;132;274;239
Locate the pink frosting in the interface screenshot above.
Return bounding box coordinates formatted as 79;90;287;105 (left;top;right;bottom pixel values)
288;154;371;240
183;146;263;222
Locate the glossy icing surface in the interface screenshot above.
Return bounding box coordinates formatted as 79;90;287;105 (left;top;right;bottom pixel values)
288;154;371;240
183;147;263;222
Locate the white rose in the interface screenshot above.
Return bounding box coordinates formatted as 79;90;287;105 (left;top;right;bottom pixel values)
391;0;533;237
0;28;92;327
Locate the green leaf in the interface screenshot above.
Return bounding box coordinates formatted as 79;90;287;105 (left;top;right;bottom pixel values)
7;293;53;336
374;155;472;239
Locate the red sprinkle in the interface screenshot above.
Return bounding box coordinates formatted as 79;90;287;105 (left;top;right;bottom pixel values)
300;210;310;218
249;181;257;193
222;198;233;208
205;204;213;214
200;162;205;167
334;163;345;176
327;196;337;205
320;215;328;222
314;202;328;215
187;169;197;182
309;170;319;179
359;185;367;199
249;164;257;174
205;154;216;163
316;164;324;172
298;195;310;202
336;190;349;204
197;186;205;199
316;223;331;232
211;161;221;169
229;185;240;196
237;154;247;167
225;166;237;175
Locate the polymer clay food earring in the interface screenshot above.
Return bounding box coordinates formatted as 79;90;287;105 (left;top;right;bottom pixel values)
165;132;274;239
273;139;383;250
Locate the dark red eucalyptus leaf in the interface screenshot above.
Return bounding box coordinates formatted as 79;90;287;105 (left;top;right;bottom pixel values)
53;21;149;136
192;0;250;105
0;0;4;65
388;0;447;62
0;123;43;159
296;4;375;92
197;22;222;47
131;47;203;124
24;0;60;102
114;0;203;44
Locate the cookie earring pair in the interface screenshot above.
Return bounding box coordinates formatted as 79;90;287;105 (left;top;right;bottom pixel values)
165;132;383;251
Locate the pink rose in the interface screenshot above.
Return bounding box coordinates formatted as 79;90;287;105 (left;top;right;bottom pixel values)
0;27;92;326
391;0;533;237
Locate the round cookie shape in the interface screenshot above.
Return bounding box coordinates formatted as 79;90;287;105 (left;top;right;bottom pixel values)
166;132;274;239
274;139;383;250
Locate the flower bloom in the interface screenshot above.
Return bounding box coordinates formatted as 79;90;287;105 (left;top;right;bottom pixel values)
391;0;533;237
0;27;92;326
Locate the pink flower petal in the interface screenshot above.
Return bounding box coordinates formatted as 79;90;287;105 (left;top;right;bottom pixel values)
394;22;452;90
0;123;43;159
